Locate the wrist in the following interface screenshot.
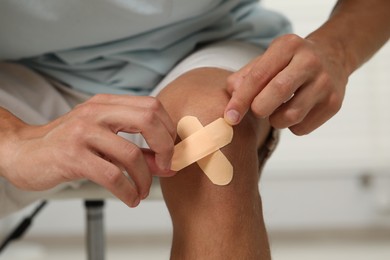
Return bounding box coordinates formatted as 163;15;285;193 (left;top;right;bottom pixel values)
306;29;356;76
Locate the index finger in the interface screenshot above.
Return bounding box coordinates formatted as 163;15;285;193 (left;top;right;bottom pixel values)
87;94;176;140
82;154;140;207
101;105;175;172
224;35;297;125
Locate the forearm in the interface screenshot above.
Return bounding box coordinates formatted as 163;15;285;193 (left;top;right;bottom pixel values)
306;0;390;74
0;107;18;177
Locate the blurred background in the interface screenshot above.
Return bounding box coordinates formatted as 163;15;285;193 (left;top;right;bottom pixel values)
1;0;389;259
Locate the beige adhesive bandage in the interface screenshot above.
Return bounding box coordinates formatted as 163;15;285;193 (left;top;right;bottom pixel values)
171;116;234;185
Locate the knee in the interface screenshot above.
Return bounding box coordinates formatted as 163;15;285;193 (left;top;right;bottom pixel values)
157;67;270;196
158;67;265;139
157;67;269;167
157;67;231;124
156;68;271;257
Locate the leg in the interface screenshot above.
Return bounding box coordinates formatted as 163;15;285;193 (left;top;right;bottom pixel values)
157;67;272;259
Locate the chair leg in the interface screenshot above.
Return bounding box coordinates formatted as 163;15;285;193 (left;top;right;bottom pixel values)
85;200;105;260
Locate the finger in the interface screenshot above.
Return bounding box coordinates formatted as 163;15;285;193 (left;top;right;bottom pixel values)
251;54;316;118
141;148;176;177
130;96;176;141
95;104;175;172
270;74;343;134
226;56;260;94
288;100;340;136
87;94;176;140
224;36;297;125
82;101;175;172
287;85;343;135
268;82;318;129
89;130;152;199
81;153;140;207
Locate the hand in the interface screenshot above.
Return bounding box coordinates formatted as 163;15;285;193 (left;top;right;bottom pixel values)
224;34;349;135
0;94;176;207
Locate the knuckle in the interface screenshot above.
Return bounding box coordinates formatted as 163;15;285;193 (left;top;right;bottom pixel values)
248;66;268;82
142;98;163;123
250;102;267;118
142;109;159;125
316;73;332;91
68;118;91;140
144;97;162;112
226;73;237;87
127;145;143;162
284;108;304;124
285;33;301;43
311;73;335;99
73;102;98;117
88;93;111;103
106;167;125;187
272;75;294;99
277;34;303;49
226;74;240;93
304;51;322;69
269;108;304;129
227;72;245;89
327;93;343;114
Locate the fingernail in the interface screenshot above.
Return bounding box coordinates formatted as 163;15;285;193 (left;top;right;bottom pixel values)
225;110;240;125
156;158;165;172
141;191;149;200
166;161;172;171
159;159;171;172
132;197;140;207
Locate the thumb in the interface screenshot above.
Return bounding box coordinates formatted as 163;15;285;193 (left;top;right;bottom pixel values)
141;148;176;177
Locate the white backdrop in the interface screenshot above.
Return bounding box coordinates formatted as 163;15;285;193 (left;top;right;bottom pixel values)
263;0;390;174
261;0;390;231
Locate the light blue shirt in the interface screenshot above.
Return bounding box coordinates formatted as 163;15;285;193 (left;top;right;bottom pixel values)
0;0;291;95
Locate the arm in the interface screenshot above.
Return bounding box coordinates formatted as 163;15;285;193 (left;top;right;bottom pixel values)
311;0;390;73
0;95;175;207
224;0;390;135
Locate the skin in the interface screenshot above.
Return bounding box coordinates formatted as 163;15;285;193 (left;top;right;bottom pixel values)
157;67;272;259
224;0;390;135
0;95;176;207
0;0;389;258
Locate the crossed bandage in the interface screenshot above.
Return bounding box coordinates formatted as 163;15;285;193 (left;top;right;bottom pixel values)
171;116;234;185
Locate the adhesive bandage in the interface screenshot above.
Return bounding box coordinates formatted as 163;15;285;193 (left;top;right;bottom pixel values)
171;116;234;185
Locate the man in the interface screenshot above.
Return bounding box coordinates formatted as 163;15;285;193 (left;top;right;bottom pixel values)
0;0;389;258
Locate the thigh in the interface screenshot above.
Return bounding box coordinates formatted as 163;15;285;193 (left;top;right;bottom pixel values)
0;62;90;124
